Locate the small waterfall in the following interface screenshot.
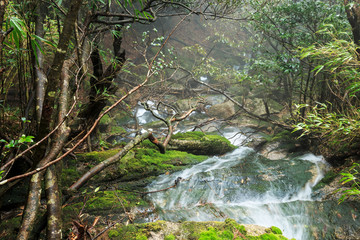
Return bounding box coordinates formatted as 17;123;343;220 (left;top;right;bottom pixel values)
134;101;163;125
146;128;329;239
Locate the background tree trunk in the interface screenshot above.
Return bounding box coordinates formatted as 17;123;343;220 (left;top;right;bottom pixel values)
34;1;47;126
345;0;360;51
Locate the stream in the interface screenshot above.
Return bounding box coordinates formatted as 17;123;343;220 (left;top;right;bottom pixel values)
144;127;360;239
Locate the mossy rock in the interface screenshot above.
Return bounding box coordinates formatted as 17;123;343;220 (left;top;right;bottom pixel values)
169;131;236;155
172;131;208;140
117;149;208;181
99;114;112;125
73;131;233;183
107;219;290;240
113;111;133;125
73;147;207;183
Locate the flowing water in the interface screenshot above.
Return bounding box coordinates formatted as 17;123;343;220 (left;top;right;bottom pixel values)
145;128;330;239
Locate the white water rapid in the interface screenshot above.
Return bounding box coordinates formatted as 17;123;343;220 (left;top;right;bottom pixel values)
146;128;328;239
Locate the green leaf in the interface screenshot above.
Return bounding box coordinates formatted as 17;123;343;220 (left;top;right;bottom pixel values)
313;65;324;75
33;35;57;48
9;16;26;37
143;11;153;20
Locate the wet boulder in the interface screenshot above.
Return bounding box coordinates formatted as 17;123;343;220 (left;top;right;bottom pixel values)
245;130;307;160
206;100;235;119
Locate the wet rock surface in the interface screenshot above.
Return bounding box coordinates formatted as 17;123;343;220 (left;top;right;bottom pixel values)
206;100;236;119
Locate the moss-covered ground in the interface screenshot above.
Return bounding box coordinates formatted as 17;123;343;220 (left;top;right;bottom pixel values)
0;216;22;240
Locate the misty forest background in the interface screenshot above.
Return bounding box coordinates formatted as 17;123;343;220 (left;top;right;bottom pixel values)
1;0;360;239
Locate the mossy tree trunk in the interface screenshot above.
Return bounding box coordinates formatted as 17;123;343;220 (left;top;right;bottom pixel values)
45;164;62;240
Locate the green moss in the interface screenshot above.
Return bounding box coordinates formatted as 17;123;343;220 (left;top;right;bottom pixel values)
182;221;215;239
77;149;120;163
62;189;149;226
143;120;165;129
72;145;208;186
84;190;148;213
111;126;127;135
107;221;166;240
114;111;133;125
61;167;81;186
107;224;144;240
136;234;148;240
108;229;121;237
259;233;280;240
117;149;207;181
269;226;282;235
165;234;176;240
139;139;158;149
173;131;206;140
199;227;233;240
100;114;112;125
260;232;288;240
108;220;290;240
204;135;236;153
0;216;21;240
145;221;165;232
171;132;236;155
62;201;83;230
225;218;246;235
